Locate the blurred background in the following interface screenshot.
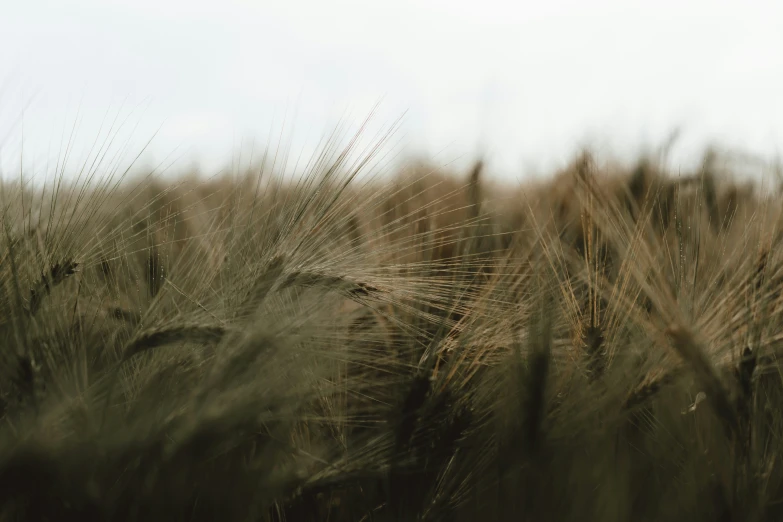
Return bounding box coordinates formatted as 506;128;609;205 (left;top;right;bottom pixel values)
1;0;781;181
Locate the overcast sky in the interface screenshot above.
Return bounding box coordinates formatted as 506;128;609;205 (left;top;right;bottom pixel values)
1;0;782;181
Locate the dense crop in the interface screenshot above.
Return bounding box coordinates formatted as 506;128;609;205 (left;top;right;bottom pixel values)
1;125;782;521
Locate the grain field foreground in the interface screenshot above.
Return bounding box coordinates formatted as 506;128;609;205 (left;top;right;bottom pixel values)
1;134;782;521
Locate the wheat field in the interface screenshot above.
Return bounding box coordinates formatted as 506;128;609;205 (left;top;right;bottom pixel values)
1;124;783;521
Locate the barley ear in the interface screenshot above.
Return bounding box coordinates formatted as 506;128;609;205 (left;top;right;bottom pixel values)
467;159;483;221
121;324;227;362
27;260;79;316
666;324;739;438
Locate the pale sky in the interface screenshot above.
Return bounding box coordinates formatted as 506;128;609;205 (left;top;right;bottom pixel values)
1;0;782;181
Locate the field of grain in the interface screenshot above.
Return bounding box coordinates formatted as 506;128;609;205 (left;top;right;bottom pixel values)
2;129;783;521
